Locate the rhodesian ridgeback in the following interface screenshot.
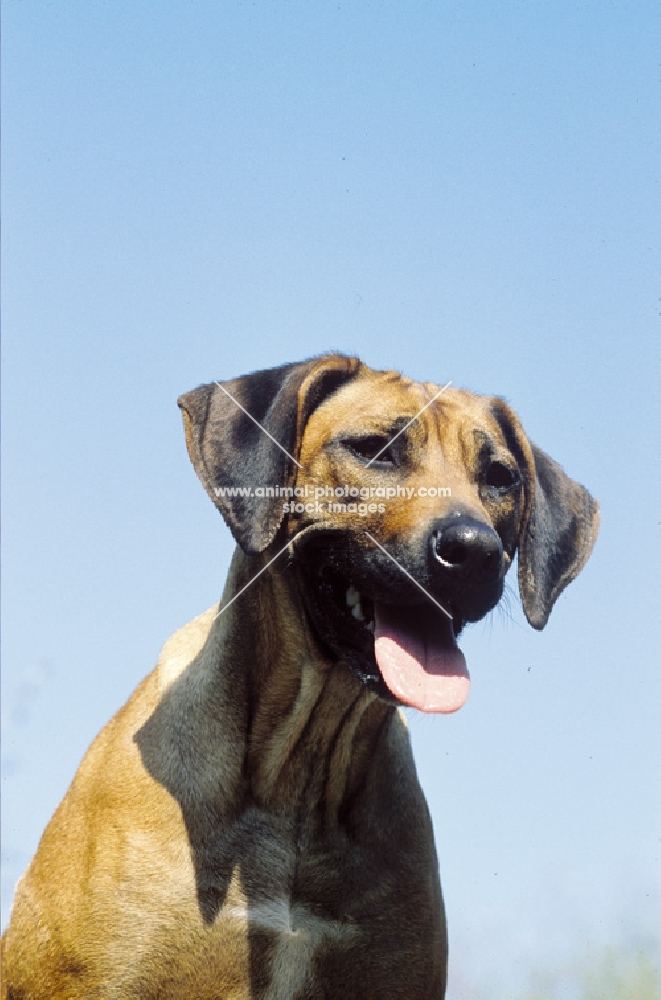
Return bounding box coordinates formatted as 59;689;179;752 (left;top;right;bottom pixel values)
2;354;599;999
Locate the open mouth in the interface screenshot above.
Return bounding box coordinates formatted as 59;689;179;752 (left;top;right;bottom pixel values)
304;560;471;714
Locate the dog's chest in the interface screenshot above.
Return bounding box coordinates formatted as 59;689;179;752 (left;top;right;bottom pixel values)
141;814;439;999
221;887;359;1000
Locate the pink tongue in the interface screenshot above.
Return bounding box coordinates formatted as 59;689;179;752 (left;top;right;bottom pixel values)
374;604;470;714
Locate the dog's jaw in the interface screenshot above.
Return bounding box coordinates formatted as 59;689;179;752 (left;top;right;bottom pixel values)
293;542;472;713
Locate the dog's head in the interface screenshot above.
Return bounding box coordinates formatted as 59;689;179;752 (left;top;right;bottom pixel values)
178;354;599;713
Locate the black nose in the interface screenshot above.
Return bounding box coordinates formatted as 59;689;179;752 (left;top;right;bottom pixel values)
430;516;503;583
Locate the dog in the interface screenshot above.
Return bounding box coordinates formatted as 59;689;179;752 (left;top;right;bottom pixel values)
1;354;599;999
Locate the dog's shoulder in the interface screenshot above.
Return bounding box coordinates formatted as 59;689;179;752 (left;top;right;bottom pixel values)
155;605;218;692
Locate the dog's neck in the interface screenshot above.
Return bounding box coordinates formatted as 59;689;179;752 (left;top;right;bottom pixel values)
214;546;394;830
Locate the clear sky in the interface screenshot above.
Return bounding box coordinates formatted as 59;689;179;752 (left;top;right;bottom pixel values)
2;2;660;997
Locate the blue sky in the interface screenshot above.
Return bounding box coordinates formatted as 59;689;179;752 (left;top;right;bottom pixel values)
2;2;660;996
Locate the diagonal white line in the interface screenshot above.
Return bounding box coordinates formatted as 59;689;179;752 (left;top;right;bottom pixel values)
365;381;452;467
214;537;294;619
214;382;303;469
364;531;453;621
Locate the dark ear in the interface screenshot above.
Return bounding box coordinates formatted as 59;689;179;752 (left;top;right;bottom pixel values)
517;444;600;628
178;354;361;553
492;400;600;630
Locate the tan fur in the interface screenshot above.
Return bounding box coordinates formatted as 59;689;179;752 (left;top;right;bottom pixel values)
1;358;598;998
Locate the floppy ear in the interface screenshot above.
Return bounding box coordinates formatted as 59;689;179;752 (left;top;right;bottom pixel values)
178;354;362;553
491;399;600;630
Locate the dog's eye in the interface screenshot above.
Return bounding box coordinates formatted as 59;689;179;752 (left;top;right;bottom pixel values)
484;461;520;493
345;436;395;465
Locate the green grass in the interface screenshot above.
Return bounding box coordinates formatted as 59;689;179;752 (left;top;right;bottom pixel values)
519;944;661;1000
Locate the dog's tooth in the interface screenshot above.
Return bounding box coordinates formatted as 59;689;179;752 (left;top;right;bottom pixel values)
345;585;361;608
351;602;365;621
